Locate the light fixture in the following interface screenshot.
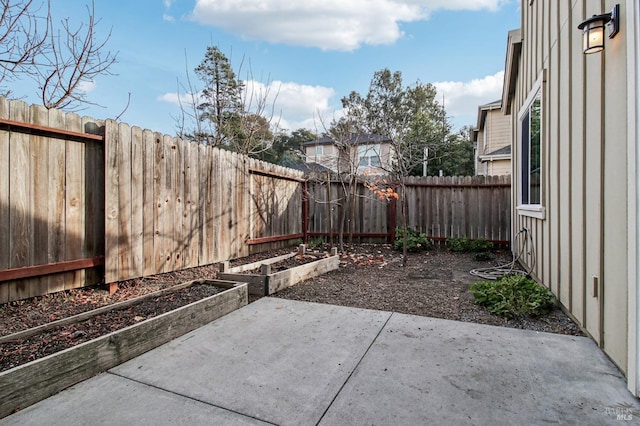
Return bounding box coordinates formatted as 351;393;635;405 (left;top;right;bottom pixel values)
577;4;620;54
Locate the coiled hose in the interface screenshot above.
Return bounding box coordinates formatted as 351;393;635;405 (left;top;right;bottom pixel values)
469;228;534;280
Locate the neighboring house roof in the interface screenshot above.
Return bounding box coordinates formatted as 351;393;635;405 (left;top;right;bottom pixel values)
288;161;333;174
301;133;391;147
476;99;502;130
479;145;511;162
485;145;511;156
502;29;522;114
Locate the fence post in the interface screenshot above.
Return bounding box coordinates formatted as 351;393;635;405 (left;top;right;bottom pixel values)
302;180;309;243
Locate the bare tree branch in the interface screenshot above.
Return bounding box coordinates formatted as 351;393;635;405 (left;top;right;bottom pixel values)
0;0;117;109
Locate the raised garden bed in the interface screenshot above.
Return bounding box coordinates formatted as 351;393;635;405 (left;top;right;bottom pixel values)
218;246;340;296
0;279;247;419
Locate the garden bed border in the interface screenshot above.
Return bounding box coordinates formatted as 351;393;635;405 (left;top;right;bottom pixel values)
0;279;247;419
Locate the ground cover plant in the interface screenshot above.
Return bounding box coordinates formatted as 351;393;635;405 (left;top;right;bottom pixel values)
393;227;432;252
470;275;555;319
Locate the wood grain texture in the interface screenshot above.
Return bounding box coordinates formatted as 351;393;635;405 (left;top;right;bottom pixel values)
28;104;50;297
64;112;85;290
104;120;120;283
130;126;144;278
142;129;155;276
0;282;247;420
47;108;69;293
8;100;31;301
0;98;8;302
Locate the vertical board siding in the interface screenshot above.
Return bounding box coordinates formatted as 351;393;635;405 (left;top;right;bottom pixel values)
101;121;305;283
511;0;633;375
306;175;510;243
0;100;104;303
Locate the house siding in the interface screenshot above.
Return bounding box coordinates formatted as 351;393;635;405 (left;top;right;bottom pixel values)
509;0;637;381
476;107;512;176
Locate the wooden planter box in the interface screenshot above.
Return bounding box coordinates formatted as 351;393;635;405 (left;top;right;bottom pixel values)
0;280;247;419
218;249;340;296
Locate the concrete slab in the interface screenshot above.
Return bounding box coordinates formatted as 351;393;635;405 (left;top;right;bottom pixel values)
3;298;639;425
2;372;269;426
111;297;391;426
319;312;640;425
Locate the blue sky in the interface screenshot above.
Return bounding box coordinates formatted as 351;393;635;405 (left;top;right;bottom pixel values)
16;0;521;136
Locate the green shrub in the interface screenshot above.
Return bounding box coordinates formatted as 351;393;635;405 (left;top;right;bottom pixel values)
470;275;555;318
307;237;324;249
394;227;432;252
447;237;493;253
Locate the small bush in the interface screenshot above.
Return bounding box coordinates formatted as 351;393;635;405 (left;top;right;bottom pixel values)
306;237;324;249
447;237;493;253
394;227;432;252
470;275;555;319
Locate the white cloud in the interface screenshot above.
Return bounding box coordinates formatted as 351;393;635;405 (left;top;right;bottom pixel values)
157;91;203;106
159;80;339;133
190;0;510;51
434;70;505;127
78;80;96;93
163;13;175;22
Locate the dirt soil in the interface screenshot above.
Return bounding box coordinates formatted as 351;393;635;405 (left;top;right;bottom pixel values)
271;245;583;336
1;283;224;372
0;244;582;372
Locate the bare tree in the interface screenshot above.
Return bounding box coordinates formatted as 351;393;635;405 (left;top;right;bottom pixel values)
0;0;117;110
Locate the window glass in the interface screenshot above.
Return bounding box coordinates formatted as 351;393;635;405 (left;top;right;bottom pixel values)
358;144;381;168
521;92;541;205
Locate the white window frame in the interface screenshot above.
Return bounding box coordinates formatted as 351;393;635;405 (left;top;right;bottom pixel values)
315;145;324;156
517;74;545;219
358;144;381;168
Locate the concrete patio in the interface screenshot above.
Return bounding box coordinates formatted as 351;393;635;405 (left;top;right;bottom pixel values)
4;297;639;425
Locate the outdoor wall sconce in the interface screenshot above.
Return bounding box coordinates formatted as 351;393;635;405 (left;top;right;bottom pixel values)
578;4;620;54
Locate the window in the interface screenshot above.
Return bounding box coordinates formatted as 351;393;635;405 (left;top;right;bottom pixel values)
358;144;381;168
315;145;324;156
517;75;544;219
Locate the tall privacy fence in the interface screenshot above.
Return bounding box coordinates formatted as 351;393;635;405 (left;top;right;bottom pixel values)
0;98;510;303
306;174;510;245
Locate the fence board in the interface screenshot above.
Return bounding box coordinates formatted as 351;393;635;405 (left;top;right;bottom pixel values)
142;129;155;276
104;121;120;283
47;108;70;293
30;104;50;297
0;98;7;302
9;100;31;300
129;126;143;278
173;138;184;270
65;113;86;290
153;132;166;274
83;116;104;287
115;122;132;280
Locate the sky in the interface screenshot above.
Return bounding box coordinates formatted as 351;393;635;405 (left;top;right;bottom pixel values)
14;0;522;137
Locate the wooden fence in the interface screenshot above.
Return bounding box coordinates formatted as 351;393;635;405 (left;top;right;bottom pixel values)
0;99;304;303
0;97;510;303
0;98;105;303
104;120;304;284
307;175;511;244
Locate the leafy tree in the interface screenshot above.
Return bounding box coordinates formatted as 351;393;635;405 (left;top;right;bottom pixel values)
265;128;314;166
0;0;117;110
426;126;475;176
340;68;450;264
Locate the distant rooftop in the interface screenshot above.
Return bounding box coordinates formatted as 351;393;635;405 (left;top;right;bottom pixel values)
302;133;391;147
